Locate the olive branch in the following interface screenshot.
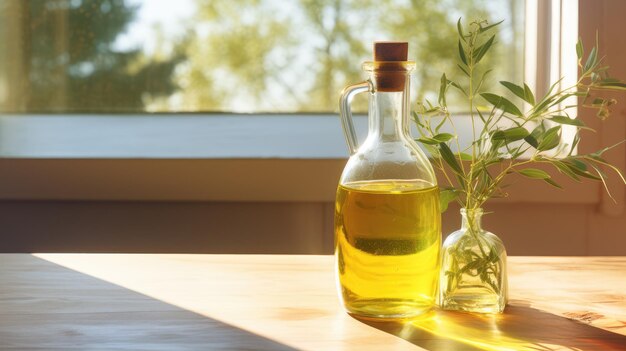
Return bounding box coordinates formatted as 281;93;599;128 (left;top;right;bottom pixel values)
414;19;626;297
413;19;626;213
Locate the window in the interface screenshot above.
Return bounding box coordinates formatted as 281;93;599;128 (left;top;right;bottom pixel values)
0;0;595;204
0;0;525;114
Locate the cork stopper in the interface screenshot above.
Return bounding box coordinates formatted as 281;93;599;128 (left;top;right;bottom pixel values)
374;42;408;61
373;42;409;92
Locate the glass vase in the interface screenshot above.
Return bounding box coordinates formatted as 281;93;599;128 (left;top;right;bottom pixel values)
439;208;508;313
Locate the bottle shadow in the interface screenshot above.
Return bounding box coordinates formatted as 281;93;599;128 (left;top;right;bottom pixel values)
353;302;626;351
0;255;297;350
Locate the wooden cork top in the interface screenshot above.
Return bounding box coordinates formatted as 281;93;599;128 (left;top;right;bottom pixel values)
374;42;408;61
372;42;409;92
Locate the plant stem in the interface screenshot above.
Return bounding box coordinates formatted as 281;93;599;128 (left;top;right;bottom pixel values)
465;24;480;209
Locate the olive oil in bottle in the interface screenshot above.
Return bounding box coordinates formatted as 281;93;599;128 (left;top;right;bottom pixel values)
335;180;441;318
336;42;440;318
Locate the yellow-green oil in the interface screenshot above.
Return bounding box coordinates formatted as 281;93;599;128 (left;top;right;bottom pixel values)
334;180;441;318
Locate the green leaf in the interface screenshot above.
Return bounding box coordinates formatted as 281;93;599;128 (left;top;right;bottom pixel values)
458;40;467;65
432;133;455;143
480;93;523;116
548;93;577;109
459;152;473;161
450;81;467;96
537;126;561;151
457;18;465;42
596;81;626;90
588;154;607;164
475;108;487;124
473;35;495;64
530;78;564;118
438;73;448;106
417;137;439;145
491;127;529;142
576;38;583;60
548;116;585;127
478;20;504;33
571;159;587;171
552;160;581;181
532;95;556;118
457;64;470;77
518;168;551;179
524;123;545;148
584;46;597;72
500;81;527;102
475;69;493;92
544;178;563;189
411;111;423;126
488;248;499;263
567;163;601;180
439;188;460;213
439;142;463;176
523;83;536;105
569;134;581;155
434;115;447;133
510;148;527;159
422;143;440;159
545;77;564;97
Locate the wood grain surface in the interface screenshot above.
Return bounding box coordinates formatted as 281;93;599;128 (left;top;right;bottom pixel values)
0;254;624;350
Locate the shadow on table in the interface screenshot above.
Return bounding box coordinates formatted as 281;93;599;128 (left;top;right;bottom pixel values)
353;302;626;351
0;255;296;351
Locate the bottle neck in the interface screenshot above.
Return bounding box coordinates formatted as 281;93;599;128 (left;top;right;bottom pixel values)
368;79;411;141
461;208;484;232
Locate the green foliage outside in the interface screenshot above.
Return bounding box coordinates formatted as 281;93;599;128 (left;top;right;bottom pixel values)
0;0;523;113
176;0;523;112
0;0;180;112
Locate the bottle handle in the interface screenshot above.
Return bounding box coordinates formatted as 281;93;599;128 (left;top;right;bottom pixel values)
339;81;372;155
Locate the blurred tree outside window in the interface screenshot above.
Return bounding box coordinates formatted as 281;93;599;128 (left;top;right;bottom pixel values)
0;0;524;114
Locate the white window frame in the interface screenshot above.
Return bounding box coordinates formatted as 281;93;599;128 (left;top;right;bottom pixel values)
525;0;579;154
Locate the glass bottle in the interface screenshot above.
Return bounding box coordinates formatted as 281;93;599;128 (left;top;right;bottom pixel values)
335;42;440;319
440;208;508;313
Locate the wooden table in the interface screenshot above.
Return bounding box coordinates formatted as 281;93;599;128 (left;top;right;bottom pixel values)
1;255;624;350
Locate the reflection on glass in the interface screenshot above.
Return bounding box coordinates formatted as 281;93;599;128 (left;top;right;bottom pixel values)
0;0;524;113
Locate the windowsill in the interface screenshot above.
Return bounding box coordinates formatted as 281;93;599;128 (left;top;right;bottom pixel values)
0;113;485;158
0;113;352;201
0;114;600;203
0;114;353;159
